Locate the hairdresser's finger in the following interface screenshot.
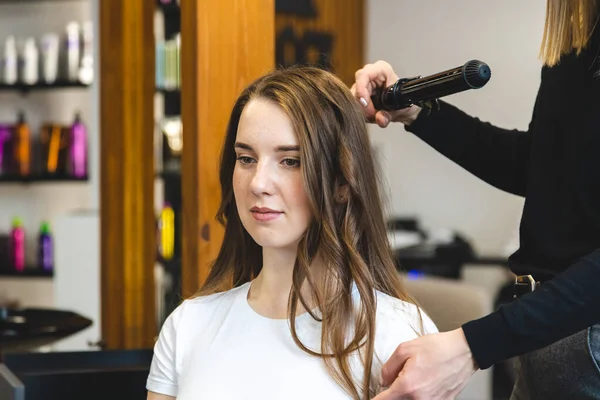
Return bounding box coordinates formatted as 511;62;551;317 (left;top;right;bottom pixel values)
381;343;412;386
375;111;392;128
354;60;399;108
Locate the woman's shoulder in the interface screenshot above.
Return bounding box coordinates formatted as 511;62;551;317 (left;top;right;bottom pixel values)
185;283;249;306
372;289;438;335
165;283;250;331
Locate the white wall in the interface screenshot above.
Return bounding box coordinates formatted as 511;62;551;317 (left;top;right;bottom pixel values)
367;0;547;255
0;0;97;309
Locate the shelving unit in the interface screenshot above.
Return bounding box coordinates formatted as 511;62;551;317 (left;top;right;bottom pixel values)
158;89;181;117
155;0;182;324
0;268;53;278
0;0;93;311
0;174;88;183
0;81;90;93
0;0;84;3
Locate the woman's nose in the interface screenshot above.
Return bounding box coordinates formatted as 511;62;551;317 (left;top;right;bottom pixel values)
250;162;275;196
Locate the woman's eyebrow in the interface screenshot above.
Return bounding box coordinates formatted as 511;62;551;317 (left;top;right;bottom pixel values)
234;142;253;150
275;145;300;152
234;142;300;152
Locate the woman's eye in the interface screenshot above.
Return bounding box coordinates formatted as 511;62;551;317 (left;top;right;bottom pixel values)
283;158;300;167
236;156;254;165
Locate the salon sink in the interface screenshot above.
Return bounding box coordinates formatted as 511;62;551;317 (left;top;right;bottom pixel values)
0;307;92;353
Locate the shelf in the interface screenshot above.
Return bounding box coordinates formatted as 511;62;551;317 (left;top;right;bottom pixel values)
156;0;180;14
156;170;181;180
0;174;89;183
157;89;181;116
0;81;91;93
0;268;53;278
158;257;180;273
0;0;85;3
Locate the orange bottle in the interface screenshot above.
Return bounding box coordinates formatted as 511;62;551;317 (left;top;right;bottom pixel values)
13;112;30;176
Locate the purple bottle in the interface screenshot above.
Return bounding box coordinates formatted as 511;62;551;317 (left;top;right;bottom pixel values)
11;217;25;272
38;221;53;272
0;125;11;175
70;113;87;178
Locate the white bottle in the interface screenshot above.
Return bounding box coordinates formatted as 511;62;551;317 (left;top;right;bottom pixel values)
175;33;180;89
78;21;94;85
3;36;18;85
66;22;80;82
21;38;39;85
41;33;60;84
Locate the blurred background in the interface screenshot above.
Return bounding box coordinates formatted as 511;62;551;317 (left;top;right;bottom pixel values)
0;1;547;399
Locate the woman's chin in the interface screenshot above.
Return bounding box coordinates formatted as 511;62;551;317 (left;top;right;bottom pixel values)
248;233;300;251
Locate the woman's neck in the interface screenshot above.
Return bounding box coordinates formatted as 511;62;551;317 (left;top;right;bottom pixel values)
248;246;322;319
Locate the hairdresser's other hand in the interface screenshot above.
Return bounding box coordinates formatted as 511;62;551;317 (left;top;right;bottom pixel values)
371;328;478;400
351;60;422;128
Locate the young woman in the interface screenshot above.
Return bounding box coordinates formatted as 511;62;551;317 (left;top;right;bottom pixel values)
146;66;437;400
352;1;600;399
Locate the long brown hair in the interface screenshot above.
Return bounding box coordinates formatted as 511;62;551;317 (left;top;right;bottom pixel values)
196;66;420;398
540;0;599;66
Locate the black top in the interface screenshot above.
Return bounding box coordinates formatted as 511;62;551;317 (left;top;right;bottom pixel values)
405;26;600;369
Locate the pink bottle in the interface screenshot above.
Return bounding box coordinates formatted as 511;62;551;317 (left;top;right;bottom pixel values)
11;217;25;272
70;113;88;179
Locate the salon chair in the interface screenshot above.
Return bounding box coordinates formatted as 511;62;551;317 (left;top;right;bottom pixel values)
403;274;494;400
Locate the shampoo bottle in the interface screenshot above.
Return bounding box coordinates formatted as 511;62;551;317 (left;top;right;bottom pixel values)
158;203;175;261
41;33;59;84
2;36;17;85
66;22;80;82
11;217;25;272
38;221;53;272
0;125;11;175
13;112;30;176
70;113;87;178
21;37;39;85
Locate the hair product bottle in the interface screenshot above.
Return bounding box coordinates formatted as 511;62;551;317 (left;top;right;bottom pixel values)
158;203;175;261
41;33;60;84
66;22;80;82
0;125;11;175
21;37;39;85
11;217;25;272
13;112;30;177
2;36;17;85
70;113;87;178
38;221;53;272
41;124;67;175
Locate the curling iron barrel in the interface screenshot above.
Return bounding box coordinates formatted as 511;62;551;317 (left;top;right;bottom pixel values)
371;60;491;111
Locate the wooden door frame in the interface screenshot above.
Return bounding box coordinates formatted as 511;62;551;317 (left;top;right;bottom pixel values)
99;0;276;348
180;0;275;297
99;0;156;349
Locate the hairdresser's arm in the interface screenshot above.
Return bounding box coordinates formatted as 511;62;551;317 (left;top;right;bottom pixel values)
404;99;533;197
353;61;534;197
373;249;600;399
147;392;175;400
463;247;600;369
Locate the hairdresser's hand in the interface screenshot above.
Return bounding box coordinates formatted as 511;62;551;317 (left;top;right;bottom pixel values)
372;328;478;400
351;60;422;128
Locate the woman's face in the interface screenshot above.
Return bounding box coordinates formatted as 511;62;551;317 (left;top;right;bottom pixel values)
233;98;312;251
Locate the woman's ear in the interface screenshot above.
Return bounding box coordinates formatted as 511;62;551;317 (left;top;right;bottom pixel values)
335;183;350;203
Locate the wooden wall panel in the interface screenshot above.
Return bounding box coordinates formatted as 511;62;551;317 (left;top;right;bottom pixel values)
275;0;365;86
99;0;156;349
180;0;275;296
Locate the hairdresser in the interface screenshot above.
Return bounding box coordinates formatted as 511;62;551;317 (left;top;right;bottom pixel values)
353;1;600;399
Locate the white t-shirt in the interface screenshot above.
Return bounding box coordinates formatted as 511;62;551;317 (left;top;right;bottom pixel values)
146;281;438;399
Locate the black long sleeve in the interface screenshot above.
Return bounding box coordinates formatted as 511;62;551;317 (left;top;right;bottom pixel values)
405;99;535;196
462;248;600;369
402;33;600;368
